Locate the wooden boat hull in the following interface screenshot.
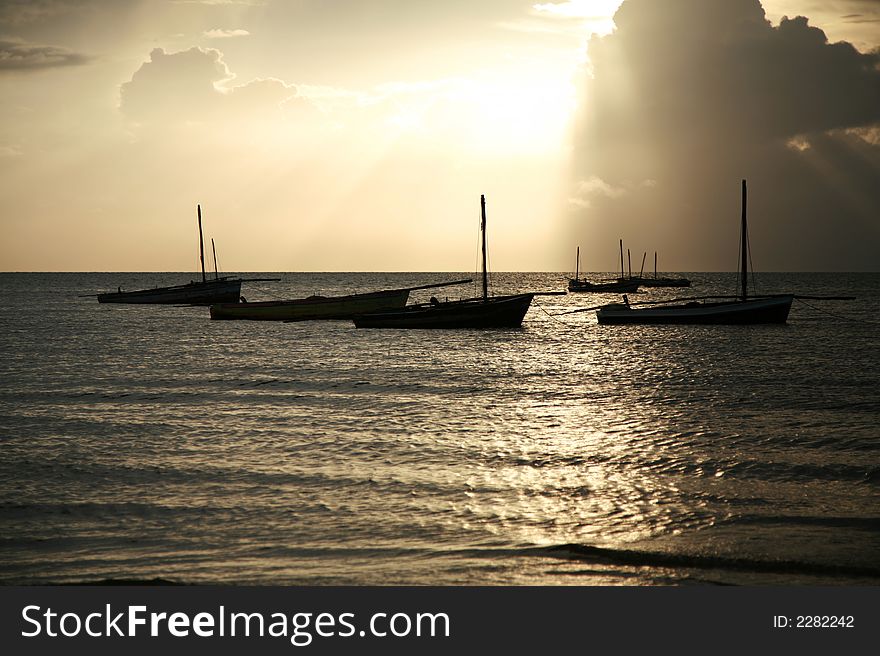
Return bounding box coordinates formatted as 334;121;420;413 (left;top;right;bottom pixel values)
353;293;535;329
210;288;410;321
596;295;793;325
568;278;640;293
97;278;242;305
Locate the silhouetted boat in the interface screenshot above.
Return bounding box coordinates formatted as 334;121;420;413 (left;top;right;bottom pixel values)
618;244;690;288
353;293;533;329
625;252;690;287
597;294;792;324
628;254;691;288
97;206;278;305
629;275;690;288
596;181;793;325
353;195;533;329
98;278;243;305
568;247;641;292
209;279;472;321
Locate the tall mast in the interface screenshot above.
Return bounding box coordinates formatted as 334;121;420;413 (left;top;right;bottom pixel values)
740;179;748;301
197;204;206;283
619;239;624;278
575;246;580;281
211;238;219;280
480;194;488;302
654;251;658;279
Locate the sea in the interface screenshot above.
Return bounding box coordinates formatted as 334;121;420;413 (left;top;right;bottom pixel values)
0;272;878;586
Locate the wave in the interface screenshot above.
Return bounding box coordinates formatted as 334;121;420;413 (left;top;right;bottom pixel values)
521;543;880;581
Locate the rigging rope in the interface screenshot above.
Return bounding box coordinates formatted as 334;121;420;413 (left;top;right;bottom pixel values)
532;299;585;329
794;297;877;325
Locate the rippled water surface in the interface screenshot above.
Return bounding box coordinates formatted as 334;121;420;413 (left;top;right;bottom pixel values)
1;272;878;585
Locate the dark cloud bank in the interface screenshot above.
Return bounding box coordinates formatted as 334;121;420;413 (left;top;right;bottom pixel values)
0;39;88;70
573;0;880;271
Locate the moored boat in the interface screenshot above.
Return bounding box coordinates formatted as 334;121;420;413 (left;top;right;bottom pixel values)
354;195;534;329
626;252;690;287
567;246;641;293
96;205;277;305
353;293;534;329
596;181;793;325
596;294;793;324
568;278;640;293
627;276;691;288
98;277;242;305
211;289;407;321
209;279;471;321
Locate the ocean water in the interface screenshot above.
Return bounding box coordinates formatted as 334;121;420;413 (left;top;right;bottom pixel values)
0;271;878;586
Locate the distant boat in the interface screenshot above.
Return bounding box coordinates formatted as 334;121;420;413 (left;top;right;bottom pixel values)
209;279;472;321
353;195;534;329
596;181;793;325
628;276;690;288
97;277;243;305
627;252;690;288
568;247;641;293
96;206;278;305
618;243;691;288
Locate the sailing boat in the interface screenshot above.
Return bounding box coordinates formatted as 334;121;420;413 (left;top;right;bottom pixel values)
627;251;691;288
210;279;473;321
568;246;640;293
617;241;690;288
596;181;793;324
96;205;277;305
352;195;534;329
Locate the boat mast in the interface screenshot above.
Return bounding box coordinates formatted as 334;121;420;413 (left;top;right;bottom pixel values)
654;252;657;279
619;239;624;279
197;204;206;284
740;180;748;301
211;238;219;280
480;194;488;302
575;246;580;281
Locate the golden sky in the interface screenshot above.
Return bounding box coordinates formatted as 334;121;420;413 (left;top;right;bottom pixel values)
1;0;878;271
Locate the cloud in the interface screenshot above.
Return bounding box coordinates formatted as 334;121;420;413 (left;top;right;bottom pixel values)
119;46;317;129
533;1;619;20
571;0;880;271
119;47;233;122
0;143;23;157
0;38;89;71
203;29;251;39
588;1;880;148
569;176;657;208
172;0;265;5
0;0;74;25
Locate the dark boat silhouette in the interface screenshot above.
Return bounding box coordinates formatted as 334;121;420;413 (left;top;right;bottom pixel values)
596;181;793;324
568;247;641;293
353;195;534;329
617;242;691;288
626;253;691;288
97;206;277;305
210;279;472;321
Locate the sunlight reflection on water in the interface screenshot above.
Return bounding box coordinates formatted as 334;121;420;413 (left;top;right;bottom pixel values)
1;272;879;584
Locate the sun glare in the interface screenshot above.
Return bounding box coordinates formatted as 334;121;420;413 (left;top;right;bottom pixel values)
463;72;576;154
533;0;623;35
